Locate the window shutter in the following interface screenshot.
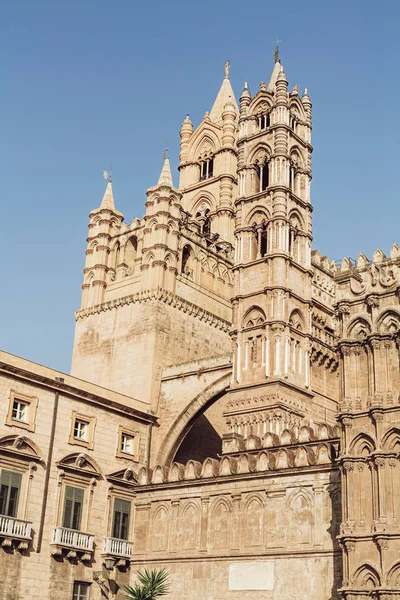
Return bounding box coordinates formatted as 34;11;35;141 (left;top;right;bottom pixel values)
63;486;84;530
112;498;131;540
0;470;22;517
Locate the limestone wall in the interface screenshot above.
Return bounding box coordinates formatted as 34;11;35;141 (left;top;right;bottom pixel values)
71;293;231;408
132;456;342;600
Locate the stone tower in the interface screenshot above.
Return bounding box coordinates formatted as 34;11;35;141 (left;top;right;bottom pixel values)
225;54;316;437
71;72;239;409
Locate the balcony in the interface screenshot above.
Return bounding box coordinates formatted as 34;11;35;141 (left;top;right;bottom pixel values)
103;536;133;558
0;515;32;550
51;526;94;561
102;536;133;568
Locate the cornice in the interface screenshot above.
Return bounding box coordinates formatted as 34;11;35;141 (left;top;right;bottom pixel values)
75;288;231;332
0;362;156;424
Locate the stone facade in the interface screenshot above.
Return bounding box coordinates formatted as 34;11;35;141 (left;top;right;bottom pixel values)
1;52;400;599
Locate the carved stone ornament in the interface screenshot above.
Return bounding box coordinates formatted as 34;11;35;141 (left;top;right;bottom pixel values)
366;295;380;309
343;461;354;472
344;540;356;552
338;302;350;315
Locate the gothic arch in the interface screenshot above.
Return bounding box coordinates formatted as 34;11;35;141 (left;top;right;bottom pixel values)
382;427;400;452
287;488;313;510
248;94;273;120
167;219;178;233
352;564;380;588
289;145;305;169
347;317;372;341
289;97;306;118
243;494;264;547
124;235;138;267
249;96;273;114
178;501;200;549
191;191;216;216
143;252;155;267
246;206;270;227
248;143;272;165
288;208;305;231
387;562;400;587
150;503;170;551
289;309;305;331
147;218;158;230
349;433;375;457
242;306;266;329
156;372;231;465
377;309;400;335
209;497;232;548
187;123;221;163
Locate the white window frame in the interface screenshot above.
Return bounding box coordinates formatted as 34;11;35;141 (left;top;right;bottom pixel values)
5;390;38;432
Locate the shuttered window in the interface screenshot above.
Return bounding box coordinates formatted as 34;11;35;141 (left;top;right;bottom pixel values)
0;470;22;517
63;486;84;530
112;498;131;540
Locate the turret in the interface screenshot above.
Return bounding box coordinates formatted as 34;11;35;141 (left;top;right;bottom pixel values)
81;176;123;309
142;153;181;291
179;114;193;162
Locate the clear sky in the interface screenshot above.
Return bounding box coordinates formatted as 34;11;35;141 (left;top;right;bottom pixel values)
1;0;399;373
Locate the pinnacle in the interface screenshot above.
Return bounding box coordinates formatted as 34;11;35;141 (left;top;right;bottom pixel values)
209;68;238;123
157;155;173;187
267;60;283;91
100;180;115;210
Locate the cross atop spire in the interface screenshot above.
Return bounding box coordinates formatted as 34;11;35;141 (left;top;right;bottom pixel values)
274;39;281;63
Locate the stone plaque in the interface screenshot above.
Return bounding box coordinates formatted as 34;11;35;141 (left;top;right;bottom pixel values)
228;561;275;590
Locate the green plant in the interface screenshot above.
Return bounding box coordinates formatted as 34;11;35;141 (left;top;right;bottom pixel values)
123;568;170;600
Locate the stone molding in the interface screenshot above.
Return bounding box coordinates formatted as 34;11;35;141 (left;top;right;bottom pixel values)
74;287;231;332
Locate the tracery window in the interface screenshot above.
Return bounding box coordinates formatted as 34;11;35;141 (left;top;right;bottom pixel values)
200;157;213;180
258;113;270;130
195;205;211;236
254;150;269;193
181;245;194;278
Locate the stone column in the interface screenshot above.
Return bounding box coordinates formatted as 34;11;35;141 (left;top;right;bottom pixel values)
231;493;242;550
199;497;210;552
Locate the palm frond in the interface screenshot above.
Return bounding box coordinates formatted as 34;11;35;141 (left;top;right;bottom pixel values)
137;568;171;599
123;583;150;600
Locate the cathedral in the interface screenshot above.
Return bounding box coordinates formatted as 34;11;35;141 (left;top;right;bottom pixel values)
0;51;399;600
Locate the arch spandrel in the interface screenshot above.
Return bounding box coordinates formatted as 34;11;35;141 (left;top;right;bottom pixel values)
155;369;232;467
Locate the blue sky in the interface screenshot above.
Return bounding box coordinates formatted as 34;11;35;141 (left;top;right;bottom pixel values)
1;0;399;372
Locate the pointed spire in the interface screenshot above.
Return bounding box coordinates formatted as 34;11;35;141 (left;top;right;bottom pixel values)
209;62;238;123
158;151;173;187
240;81;251;100
100;180;115;210
267;61;283;91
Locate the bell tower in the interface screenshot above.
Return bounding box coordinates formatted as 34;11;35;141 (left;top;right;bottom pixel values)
227;51;315;436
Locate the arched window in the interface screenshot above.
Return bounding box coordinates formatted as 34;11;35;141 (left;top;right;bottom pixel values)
258;113;270;130
256;163;269;192
253;221;268;259
124;236;137;267
181;245;194;278
200;157;213;180
195;207;211;236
